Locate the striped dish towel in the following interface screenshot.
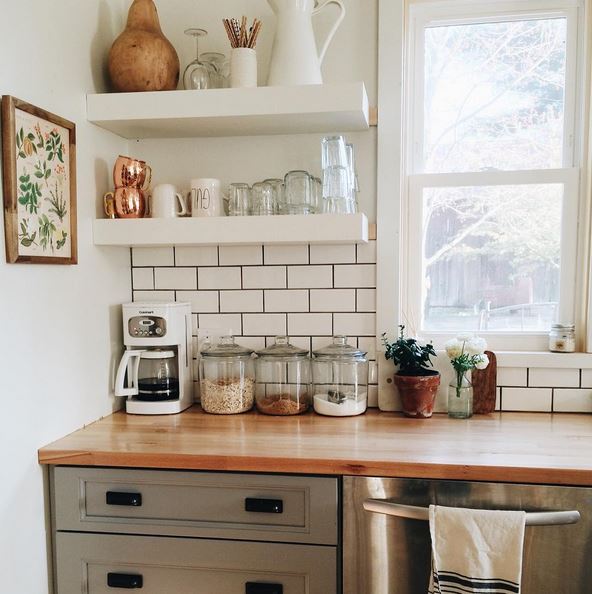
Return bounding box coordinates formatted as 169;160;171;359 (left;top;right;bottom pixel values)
428;505;526;594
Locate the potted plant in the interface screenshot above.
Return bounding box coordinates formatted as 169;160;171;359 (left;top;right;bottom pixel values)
382;325;440;418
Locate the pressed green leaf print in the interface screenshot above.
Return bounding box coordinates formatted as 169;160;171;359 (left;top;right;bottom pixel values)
45;130;64;163
17;172;42;214
56;230;68;250
47;181;67;222
38;214;57;251
18;218;37;247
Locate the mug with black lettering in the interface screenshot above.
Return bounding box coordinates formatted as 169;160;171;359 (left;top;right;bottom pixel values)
190;178;223;217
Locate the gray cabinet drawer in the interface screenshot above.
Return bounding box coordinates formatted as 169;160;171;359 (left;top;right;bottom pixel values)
53;467;338;545
56;532;337;594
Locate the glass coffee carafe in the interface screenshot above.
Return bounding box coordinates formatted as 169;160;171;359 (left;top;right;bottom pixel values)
136;349;179;401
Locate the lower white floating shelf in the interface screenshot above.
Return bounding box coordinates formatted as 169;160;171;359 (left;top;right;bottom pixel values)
93;213;369;247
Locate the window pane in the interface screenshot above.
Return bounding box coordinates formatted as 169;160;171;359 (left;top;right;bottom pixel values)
421;184;562;332
423;18;567;173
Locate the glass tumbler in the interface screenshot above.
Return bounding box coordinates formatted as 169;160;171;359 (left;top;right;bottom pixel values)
322;166;356;214
228;183;251;216
264;178;285;214
251;182;276;216
255;336;311;416
284;170;313;214
321;135;348;169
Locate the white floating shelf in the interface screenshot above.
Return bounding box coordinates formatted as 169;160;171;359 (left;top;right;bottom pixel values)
93;214;369;247
86;82;369;139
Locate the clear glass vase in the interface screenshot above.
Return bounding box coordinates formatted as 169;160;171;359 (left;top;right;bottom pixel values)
447;372;473;419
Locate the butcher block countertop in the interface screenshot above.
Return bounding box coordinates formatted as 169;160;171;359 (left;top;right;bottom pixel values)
38;407;592;486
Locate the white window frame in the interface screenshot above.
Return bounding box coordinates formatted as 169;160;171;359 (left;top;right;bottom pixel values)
402;0;587;351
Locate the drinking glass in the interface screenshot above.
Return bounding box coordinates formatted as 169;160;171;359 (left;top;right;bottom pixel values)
322;166;356;214
284;170;313;214
200;52;227;88
321;135;348;169
311;176;322;214
183;29;214;90
263;178;285;214
251;182;275;216
228;183;251;216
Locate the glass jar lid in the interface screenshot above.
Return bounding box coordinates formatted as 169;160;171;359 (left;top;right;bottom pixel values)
140;348;175;359
551;323;575;330
256;336;309;359
200;335;253;358
313;336;367;360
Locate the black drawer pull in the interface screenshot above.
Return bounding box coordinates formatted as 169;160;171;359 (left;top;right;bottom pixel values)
107;573;143;589
245;497;283;514
245;583;283;594
106;491;142;507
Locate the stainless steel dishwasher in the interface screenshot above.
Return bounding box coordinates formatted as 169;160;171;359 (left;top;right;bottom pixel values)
343;476;592;594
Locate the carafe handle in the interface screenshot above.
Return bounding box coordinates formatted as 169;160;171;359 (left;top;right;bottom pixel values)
312;0;346;65
114;350;145;397
176;192;187;216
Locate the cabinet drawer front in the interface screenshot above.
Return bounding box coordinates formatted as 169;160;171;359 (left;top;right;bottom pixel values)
53;467;338;544
56;532;337;594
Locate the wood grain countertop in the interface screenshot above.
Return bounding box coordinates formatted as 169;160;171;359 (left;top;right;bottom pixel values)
38;407;592;486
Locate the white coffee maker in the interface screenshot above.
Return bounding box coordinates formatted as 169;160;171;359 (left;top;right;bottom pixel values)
114;302;194;414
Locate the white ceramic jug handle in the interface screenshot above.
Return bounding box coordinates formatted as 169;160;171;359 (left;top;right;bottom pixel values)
176;193;187;216
114;350;145;397
312;0;346;65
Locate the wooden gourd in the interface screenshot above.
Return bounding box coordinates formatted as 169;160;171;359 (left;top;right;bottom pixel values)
108;0;180;92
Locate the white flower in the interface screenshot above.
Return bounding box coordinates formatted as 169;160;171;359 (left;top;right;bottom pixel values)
445;338;462;359
456;333;473;342
474;354;489;370
466;337;487;356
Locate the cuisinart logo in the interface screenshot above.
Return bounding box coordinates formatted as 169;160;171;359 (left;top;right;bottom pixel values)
138;310;154;315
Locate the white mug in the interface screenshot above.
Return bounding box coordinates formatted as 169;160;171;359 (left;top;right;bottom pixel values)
190;178;223;217
151;184;187;218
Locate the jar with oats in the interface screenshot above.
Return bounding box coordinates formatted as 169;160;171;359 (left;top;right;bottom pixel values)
255;336;311;416
199;336;255;414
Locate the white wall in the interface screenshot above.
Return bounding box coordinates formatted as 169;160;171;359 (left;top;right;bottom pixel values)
0;2;131;592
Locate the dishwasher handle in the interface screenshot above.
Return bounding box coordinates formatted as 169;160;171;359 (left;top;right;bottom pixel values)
363;499;581;526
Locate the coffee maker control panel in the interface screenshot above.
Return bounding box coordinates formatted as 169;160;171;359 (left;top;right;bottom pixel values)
128;316;167;338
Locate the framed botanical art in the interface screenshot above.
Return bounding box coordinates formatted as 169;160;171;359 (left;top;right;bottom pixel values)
1;96;77;264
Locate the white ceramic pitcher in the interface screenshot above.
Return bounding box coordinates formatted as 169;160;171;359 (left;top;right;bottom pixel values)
267;0;345;86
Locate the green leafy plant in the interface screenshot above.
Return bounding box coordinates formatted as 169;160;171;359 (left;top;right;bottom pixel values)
47;182;67;221
38;214;56;251
56;230;68;250
382;325;437;376
18;173;42;214
45;130;64;162
15;127;38;158
18;218;37;247
34;159;51;181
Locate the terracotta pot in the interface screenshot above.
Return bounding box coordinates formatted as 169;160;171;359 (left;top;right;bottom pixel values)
108;0;180;92
394;372;440;418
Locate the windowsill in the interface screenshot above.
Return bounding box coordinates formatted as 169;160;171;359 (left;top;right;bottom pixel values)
493;351;592;369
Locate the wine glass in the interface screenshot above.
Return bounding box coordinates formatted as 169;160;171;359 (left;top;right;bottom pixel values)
183;29;213;90
200;52;228;88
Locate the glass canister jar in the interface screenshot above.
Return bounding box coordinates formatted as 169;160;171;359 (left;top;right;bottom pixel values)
549;324;576;353
312;336;368;417
199;336;255;414
255;336;311;416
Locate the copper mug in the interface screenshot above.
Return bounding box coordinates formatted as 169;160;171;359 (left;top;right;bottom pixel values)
113;155;152;189
104;187;148;218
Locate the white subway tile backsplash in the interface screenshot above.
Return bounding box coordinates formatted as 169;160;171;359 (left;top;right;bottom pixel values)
219;245;262;266
288;313;333;336
219;290;263;313
175;246;218;267
358;336;378;360
288;265;332;288
502;387;552;412
264;245;309;265
265;290;309;312
497;367;528;387
132;247;174;267
581;369;592;388
368;384;378;408
243;313;287;336
310;289;355;312
198;267;241;290
334;313;376;336
529;367;579;388
243;266;286;289
312;336;331;351
133;290;176;303
309;244;356;264
496;387;501;411
369;360;378;385
236;336;266;351
285;336;312;352
334;264;376;288
176;290;219;313
198;313;242;335
553;389;592;413
356;240;377;264
154;267;197;290
132;268;154;290
356;289;376;312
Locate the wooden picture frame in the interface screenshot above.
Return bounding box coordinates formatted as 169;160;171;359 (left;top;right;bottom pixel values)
2;96;77;264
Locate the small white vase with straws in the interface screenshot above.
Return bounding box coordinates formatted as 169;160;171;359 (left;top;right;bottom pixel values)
223;16;262;88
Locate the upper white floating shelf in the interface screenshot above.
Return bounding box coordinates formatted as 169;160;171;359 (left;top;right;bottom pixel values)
86;82;369;139
93;214;369;247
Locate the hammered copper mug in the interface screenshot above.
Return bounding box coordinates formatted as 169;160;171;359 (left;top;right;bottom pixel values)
104;187;148;218
113;155;152;189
